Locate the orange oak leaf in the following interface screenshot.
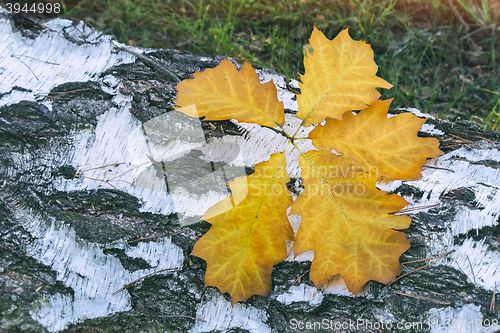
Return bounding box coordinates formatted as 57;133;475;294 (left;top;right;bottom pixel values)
191;153;293;303
309;99;443;180
291;151;411;292
175;59;284;127
297;27;392;126
173;27;443;302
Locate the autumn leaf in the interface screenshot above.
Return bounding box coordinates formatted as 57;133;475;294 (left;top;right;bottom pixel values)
174;26;442;302
191;153;293;303
309;99;443;180
291;151;411;292
175;59;285;127
297;27;392;126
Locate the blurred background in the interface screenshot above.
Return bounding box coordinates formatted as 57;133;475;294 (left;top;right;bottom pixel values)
60;1;498;129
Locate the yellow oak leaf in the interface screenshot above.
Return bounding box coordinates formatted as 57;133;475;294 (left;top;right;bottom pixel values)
173;27;444;302
191;153;293;303
309;99;443;180
292;150;411;292
175;59;284;127
297;27;392;126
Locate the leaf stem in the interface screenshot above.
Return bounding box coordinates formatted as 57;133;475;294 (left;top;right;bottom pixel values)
290;119;305;141
263;125;294;142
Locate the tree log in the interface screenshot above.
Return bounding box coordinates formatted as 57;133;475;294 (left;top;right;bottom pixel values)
0;12;499;333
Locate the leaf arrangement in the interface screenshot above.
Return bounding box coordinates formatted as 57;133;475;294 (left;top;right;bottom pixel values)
175;27;442;303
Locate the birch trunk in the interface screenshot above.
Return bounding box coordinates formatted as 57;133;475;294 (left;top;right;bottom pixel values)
0;11;499;333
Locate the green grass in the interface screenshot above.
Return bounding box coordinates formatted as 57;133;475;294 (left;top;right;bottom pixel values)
63;0;499;129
